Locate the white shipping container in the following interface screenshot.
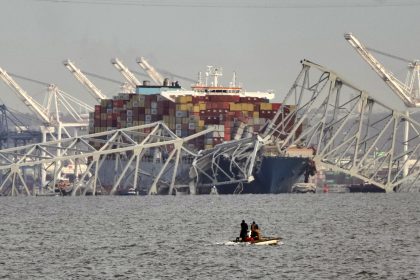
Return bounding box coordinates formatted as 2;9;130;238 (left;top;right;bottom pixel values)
213;131;223;137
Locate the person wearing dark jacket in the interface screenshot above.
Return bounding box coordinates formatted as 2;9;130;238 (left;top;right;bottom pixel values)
250;221;257;232
240;220;248;241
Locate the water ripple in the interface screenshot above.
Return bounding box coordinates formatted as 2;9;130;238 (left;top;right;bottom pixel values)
0;193;419;279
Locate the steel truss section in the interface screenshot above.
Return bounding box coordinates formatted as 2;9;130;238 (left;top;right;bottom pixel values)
0;122;212;196
189;136;262;193
263;59;420;192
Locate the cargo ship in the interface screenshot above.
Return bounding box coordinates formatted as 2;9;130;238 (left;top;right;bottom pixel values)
88;66;314;194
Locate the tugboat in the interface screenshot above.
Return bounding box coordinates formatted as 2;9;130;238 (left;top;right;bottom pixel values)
291;182;317;193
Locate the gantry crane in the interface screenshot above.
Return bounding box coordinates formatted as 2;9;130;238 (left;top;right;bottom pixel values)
0;66;93;187
0;104;42;148
0;67;51;125
111;58;141;91
0;66;91;138
63;59;107;102
136;57;164;85
344;33;420;107
345;33;420;177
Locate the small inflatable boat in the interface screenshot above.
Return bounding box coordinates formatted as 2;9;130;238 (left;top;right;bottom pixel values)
228;237;282;246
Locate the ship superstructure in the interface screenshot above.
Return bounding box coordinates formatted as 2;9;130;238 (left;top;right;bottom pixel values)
160;66;275;101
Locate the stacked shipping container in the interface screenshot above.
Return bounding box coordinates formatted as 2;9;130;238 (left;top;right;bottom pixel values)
89;93;287;150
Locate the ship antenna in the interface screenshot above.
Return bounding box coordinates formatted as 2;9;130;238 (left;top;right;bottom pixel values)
212;67;223;87
232;71;237;87
205;65;212;86
198;71;203;86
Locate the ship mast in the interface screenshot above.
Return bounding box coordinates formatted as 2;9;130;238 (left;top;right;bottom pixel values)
206;66;223;87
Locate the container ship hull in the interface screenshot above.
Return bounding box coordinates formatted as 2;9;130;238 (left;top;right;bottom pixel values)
94;155;310;195
214;156;311;194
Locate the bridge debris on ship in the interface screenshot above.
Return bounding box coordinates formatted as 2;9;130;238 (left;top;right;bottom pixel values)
1;60;420;195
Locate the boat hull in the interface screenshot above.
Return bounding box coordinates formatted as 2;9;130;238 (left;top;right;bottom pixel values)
95;155;311;195
347;183;385;193
227;237;282;246
216;156;311;194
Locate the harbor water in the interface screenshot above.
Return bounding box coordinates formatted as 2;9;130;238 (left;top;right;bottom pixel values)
1;193;419;279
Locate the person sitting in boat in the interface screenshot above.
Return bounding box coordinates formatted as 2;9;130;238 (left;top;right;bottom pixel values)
250;221;257;232
240;220;248;241
250;221;258;239
251;224;261;240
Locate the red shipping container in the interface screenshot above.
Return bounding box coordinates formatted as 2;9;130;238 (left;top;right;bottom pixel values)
272;103;281;110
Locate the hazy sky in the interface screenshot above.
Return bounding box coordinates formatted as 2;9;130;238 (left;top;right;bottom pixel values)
1;0;419;116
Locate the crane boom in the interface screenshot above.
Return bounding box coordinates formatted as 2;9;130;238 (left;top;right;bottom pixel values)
111;58;141;88
344;33;420;107
136;57;164;85
0;66;50;124
63;59;107;102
